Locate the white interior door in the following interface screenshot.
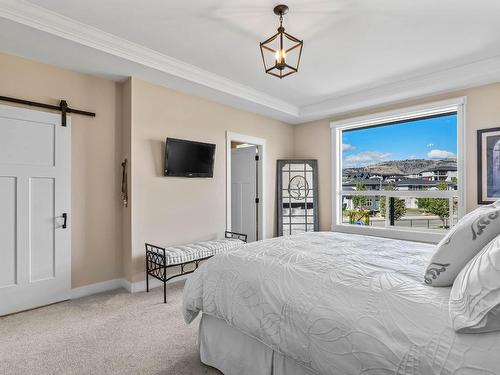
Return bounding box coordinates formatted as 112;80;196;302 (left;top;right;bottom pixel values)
231;146;257;242
0;104;71;316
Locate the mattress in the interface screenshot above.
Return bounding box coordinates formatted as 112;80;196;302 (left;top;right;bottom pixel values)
183;232;500;375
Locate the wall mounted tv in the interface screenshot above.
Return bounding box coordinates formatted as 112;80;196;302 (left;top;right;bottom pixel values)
164;138;216;177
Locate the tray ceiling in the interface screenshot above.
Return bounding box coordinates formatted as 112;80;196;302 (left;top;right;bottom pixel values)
1;0;500;123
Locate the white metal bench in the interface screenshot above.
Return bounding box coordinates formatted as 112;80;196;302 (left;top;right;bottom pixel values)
145;231;247;303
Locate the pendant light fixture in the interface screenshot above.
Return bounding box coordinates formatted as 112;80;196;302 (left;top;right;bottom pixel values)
259;4;303;79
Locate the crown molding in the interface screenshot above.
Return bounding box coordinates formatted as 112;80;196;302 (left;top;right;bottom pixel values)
298;54;500;123
2;1;500;125
0;0;299;118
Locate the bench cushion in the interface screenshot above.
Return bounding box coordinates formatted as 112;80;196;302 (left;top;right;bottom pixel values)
163;238;244;266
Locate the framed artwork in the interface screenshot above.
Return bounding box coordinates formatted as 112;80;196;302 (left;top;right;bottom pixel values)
477;127;500;204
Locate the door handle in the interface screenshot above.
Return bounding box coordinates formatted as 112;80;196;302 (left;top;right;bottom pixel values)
61;213;67;229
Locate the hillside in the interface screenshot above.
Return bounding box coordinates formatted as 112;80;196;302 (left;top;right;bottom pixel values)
343;158;457;177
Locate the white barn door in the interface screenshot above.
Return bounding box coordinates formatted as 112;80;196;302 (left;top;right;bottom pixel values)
0;104;71;316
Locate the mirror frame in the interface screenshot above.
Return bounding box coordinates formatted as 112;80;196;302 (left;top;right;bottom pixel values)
277;159;319;236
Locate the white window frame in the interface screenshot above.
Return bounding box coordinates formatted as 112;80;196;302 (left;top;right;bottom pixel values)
330;97;466;243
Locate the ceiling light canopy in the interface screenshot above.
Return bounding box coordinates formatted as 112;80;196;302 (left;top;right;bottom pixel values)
259;4;303;79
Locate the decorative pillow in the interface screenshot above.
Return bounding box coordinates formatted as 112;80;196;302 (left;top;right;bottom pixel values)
449;234;500;333
424;200;500;286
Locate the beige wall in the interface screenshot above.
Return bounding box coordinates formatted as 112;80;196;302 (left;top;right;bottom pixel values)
294;83;500;230
4;51;500;288
293;119;332;231
0;53;123;288
0;53;294;288
121;78;133;281
126;78;295;282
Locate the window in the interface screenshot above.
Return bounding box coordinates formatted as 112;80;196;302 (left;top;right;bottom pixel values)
331;98;465;243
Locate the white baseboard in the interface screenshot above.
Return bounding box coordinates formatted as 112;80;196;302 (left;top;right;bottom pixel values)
71;278;128;299
71;275;189;299
125;275;189;293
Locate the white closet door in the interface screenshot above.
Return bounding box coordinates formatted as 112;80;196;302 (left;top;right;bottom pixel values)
231;146;257;242
0;104;71;316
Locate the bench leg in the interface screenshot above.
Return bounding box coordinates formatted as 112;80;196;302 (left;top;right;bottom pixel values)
146;261;149;293
163;280;166;304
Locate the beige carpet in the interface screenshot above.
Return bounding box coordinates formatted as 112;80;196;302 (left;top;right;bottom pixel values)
0;281;221;375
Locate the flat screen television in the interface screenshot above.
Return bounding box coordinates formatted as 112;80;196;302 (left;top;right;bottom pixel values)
164;138;216;177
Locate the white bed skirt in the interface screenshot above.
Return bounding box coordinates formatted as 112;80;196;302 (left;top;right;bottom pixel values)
199;314;317;375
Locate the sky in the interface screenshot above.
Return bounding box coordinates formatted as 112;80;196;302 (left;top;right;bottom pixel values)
342;114;457;168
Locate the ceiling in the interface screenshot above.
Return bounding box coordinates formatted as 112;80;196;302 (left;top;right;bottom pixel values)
1;0;500;123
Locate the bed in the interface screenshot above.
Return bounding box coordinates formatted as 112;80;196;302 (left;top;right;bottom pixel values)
183;232;500;375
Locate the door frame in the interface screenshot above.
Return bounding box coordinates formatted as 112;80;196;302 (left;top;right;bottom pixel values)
226;132;266;240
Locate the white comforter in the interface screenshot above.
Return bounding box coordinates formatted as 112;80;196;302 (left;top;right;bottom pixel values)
183;232;500;375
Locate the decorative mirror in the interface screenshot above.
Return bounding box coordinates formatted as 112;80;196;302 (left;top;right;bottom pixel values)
277;159;319;236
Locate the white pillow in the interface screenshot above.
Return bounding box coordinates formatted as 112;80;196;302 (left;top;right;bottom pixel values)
449;234;500;333
424;200;500;287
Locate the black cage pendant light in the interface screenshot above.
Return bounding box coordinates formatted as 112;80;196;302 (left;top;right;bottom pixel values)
260;4;303;79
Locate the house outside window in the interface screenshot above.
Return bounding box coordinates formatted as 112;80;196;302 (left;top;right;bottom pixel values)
330;98;466;243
